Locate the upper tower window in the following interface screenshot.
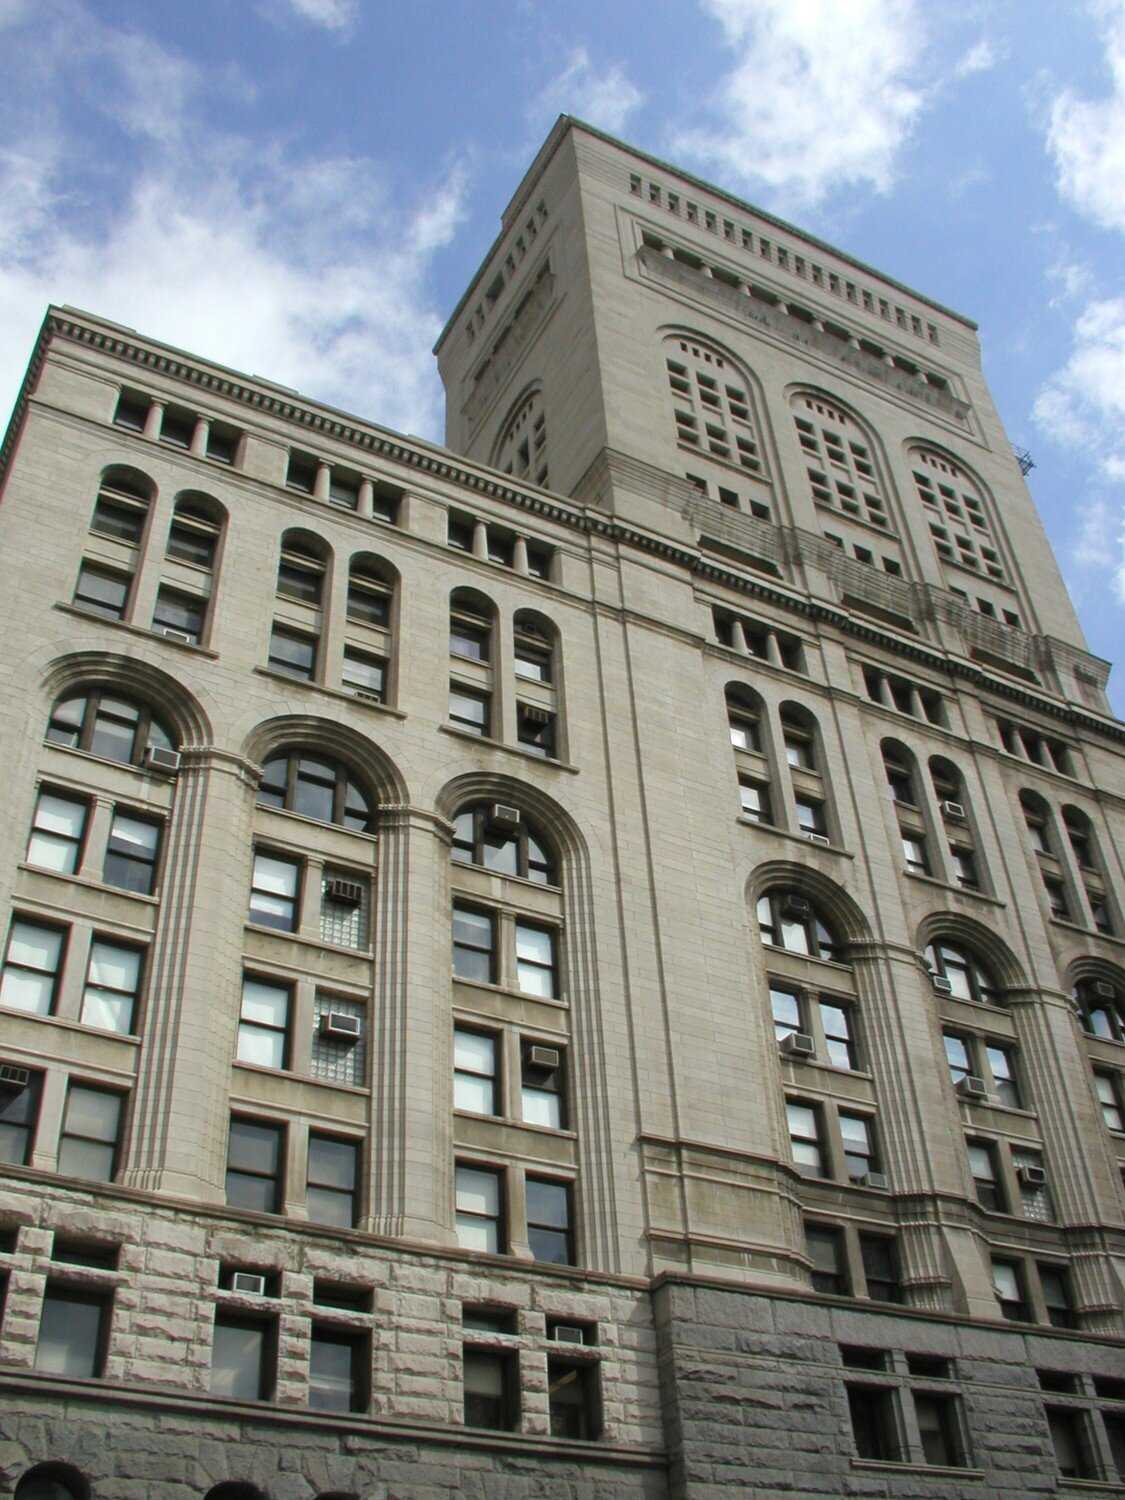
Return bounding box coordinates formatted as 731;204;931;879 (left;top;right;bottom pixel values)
664;337;765;476
910;449;1005;583
493;390;548;487
792;394;890;531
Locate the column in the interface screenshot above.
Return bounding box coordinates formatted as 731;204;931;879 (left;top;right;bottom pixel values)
472;519;489;560
314;461;331;502
189;416;210;458
357;478;375;520
513;536;529;575
143;400;165;440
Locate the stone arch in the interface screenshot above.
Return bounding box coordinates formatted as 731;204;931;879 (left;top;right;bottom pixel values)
41;649;212;747
436;771;586;868
15;1463;91;1500
915;910;1027;992
490;380;546;477
98;461;156;501
747;859;872;950
241;714;407;807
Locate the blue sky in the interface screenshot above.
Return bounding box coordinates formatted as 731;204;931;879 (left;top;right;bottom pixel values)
2;0;1123;713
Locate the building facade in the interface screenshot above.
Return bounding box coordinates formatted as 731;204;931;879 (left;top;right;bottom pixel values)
0;117;1122;1499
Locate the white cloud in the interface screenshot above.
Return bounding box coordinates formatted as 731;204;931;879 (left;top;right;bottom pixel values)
281;0;358;33
672;0;928;208
1033;297;1125;481
1046;0;1125;232
1070;497;1125;602
1046;256;1094;306
954;37;1001;77
534;47;644;136
0;3;465;441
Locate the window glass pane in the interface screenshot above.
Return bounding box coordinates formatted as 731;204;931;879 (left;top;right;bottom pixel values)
771;988;800;1034
8;921;63;973
309;1136;357;1190
309;1333;357;1411
456;1215;499;1253
0;969;55;1014
787;1103;817;1137
522;1087;562;1129
65;1086;121;1142
527;1179;569;1228
211;1320;264;1399
455;1030;495;1075
455;1075;495;1114
237;1027;286;1070
109;815;158;859
295;758;336;822
241;979;289;1029
228;1119;280;1174
516;924;554;966
88;942;140;994
253;855;298;897
780;917;811;954
57;1137;116;1180
30;793;87;871
36;1294;104;1378
991;1261;1019;1300
456;1167;499;1218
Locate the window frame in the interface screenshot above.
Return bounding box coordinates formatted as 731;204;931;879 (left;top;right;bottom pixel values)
57;1083;124;1183
248;850;301;933
257;750;374;833
225;1116;284;1214
46;689;175;770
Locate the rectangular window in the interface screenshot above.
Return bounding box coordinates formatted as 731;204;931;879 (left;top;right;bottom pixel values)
515;922;557;998
320;869;369;950
968;1140;1005;1212
211;1314;273;1400
226;1117;283;1213
27;790;88;874
729;713;760;752
1;919;65;1015
81;941;142;1033
991;1257;1029;1320
805;1223;848;1294
986;1044;1021;1108
548;1357;600;1439
347;577;391;627
859;1234;901;1302
1047;1407;1095;1479
839;1112;877;1181
450;685;490;737
517;704;556;759
454;1028;497;1114
455;1164;503;1253
914;1393;965;1466
450;617;490;662
306;1133;359;1227
153;587;205;644
786;1100;825;1176
950;846;979;889
103;811;161;895
902;836;930;875
944;1032;970;1086
514;639;551;683
277;555;323;604
35;1286;109;1378
237;976;291;1069
310;1325;367;1411
463;1347;517;1429
522;1041;565;1128
526;1177;573;1264
452;905;495;984
820;1001;857;1068
310;992;366;1086
784;732;814;769
342;648;386;702
58;1085;122;1181
738;777;771;823
847;1385;900;1461
771;985;802;1043
1038;1264;1074;1329
249;852;300;932
167;516;217;568
1095;1072;1124;1132
0;1070;41;1164
796;799;827;836
268;623;317;680
74;563;130;620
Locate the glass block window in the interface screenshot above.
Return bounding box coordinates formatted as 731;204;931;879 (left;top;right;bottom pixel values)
912;449;1004;581
320;869;370;950
793;394;890;530
311;993;367;1087
665;337;765;474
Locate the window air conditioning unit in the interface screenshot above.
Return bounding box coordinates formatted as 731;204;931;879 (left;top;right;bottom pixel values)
145;745;181;774
161;628;194;645
353;689;382;704
956;1075;988;1099
521;704;551;725
805;833;831;847
1017;1164;1047;1189
781;896;811;920
942;800;966;822
324;878;363;907
780;1032;815;1057
526;1044;560;1070
230;1272;268;1296
488;803;522;833
0;1065;29;1089
861;1172;890;1191
1094;980;1116;999
931;975;954;996
319;1012;362;1042
551;1324;587;1345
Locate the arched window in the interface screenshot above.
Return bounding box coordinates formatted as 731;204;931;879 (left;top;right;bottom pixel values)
882;740;918;806
1019;790;1052;855
494;388;549;487
664;335;766;478
1074;975;1125;1043
258;750;373;832
781;703;831;842
925;940;998;1005
726;684;772;824
15;1464;90;1500
757;889;840;962
451;802;557;885
276;530;328;606
930;756;981;890
343;554;396;704
449;589;497;739
513;610;554;684
1063;807;1114;934
90;465;153;546
727;684;762;752
791;391;890;531
46;689;176;768
167;491;223;571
